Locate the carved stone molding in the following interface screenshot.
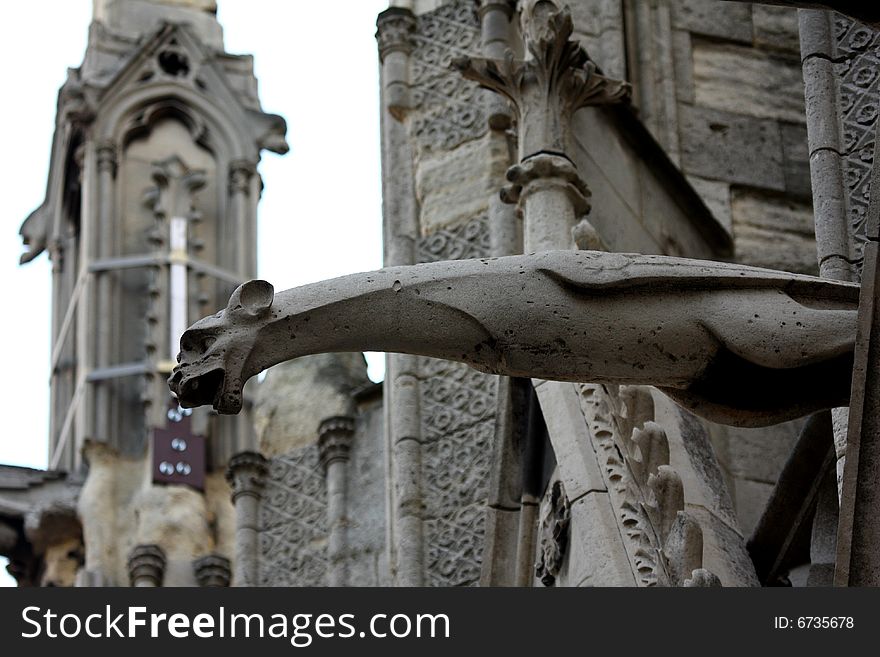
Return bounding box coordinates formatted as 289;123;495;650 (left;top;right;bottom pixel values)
376;7;417;63
317;415;356;471
502;152;591;217
225;451;269;502
95;141;118;177
127;544;166;587
193;553;231;587
453;0;630;159
535;479;571;586
578;384;718;587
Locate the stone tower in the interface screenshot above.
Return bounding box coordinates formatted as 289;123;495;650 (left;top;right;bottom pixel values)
13;0;286;585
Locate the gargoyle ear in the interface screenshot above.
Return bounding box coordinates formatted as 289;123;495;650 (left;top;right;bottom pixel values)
228;279;274;317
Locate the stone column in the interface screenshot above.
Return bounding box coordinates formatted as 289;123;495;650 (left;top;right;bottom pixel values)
377;6;425;587
127;544;166;587
94;141;118;442
193;554;232;587
228;160;257;279
225;451;267;587
377;7;416;121
455;0;630;252
318;416;356;587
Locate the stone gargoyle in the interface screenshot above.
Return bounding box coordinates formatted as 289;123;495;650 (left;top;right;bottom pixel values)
168;250;858;427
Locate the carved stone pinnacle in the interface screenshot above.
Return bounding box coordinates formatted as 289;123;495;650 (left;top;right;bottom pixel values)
317;415;356;471
225;451;268;502
127;544;166;586
193;553;232;587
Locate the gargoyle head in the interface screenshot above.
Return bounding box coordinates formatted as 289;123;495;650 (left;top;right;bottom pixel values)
168;279;274;414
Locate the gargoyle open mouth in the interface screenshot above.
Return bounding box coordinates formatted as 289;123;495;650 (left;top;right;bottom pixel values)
168;366;227;410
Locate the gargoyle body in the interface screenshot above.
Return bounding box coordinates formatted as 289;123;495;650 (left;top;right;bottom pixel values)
169;250;858;427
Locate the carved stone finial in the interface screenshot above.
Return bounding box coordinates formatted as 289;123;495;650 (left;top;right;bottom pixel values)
317;415;356;471
193;553;231;587
453;0;630;159
127;544;166;587
225;451;268;502
535;480;571;586
375;7;417;63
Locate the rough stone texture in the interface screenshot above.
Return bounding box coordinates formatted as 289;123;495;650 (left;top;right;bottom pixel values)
731;190;819;275
414;134;508;235
75;441;233;586
679;104;786;191
254;353;370;458
692;41;805;125
752;4;802;53
672;0;753;44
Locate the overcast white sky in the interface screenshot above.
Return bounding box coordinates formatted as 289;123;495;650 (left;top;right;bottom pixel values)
0;0;389;584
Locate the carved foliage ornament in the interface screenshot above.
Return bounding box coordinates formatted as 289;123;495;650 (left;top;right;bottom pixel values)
535;480;571;586
453;0;630;158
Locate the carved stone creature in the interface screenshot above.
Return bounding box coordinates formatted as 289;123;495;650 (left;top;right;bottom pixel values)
169;250;858;427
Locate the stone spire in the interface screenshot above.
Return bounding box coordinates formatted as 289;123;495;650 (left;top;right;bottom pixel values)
92;0;222;48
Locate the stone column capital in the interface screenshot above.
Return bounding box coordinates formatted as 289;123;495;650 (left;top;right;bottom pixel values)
226;451;268;502
229;159;257;194
318;415;356;470
193;553;232;587
127;544;166;586
376;7;417;63
95;141;118;177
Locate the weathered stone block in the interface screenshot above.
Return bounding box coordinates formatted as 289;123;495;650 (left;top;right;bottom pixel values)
559;492;636;587
752;4;801;53
731;189;818;274
780;121;812;199
679;104;786;191
692;41;806;124
414;133;508;235
673;0;753;43
687;175;733;234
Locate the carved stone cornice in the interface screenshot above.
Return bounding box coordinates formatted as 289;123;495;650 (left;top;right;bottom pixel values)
317;415;356;471
127;544;166;586
453;0;630;159
501;152;591;216
95;142;118;177
225;451;268;502
229;160;257;195
376;7;417;63
193;553;231;587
